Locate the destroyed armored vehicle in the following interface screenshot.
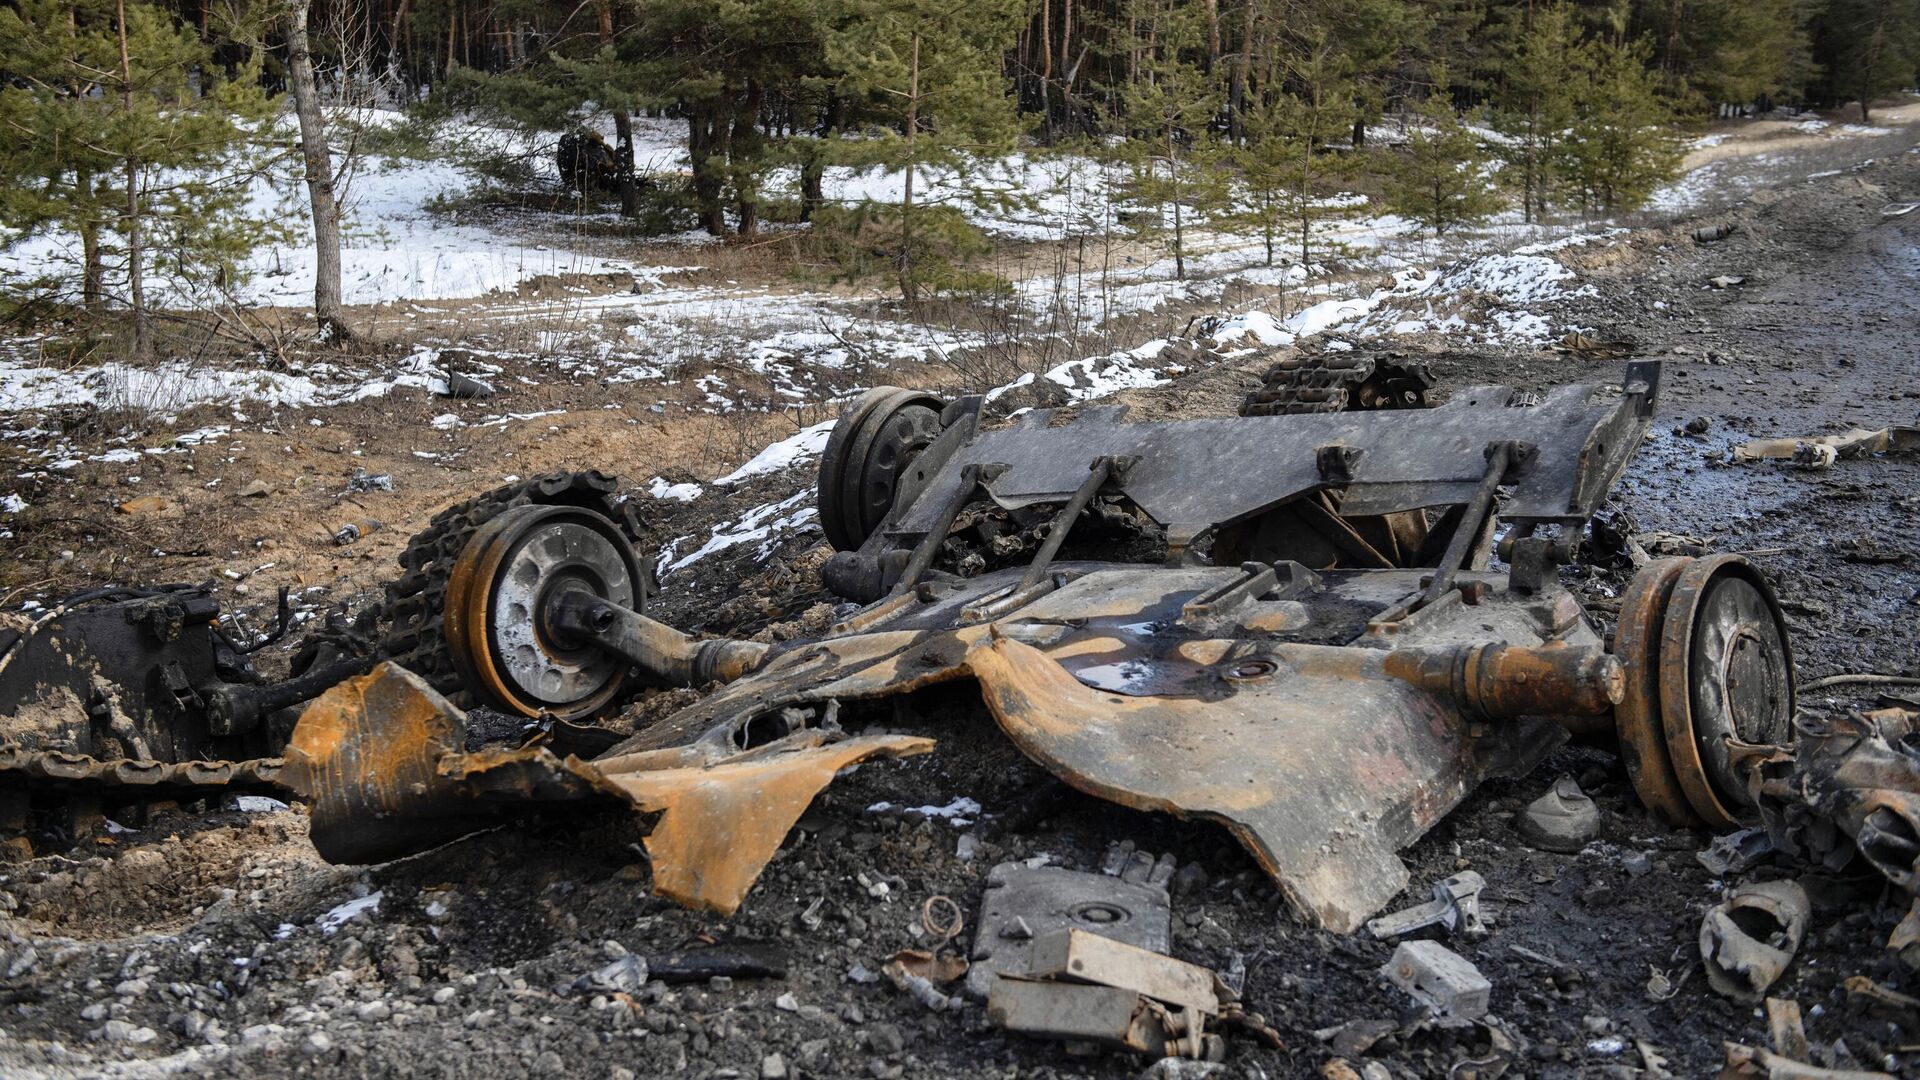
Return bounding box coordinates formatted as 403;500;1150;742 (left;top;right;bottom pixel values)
0;584;377;845
276;356;1797;933
557;130;625;194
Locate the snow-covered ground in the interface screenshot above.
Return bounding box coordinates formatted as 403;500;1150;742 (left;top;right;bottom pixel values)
7;103;1918;577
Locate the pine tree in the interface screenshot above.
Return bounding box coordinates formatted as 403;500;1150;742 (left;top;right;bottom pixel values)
1381;88;1499;238
0;0;278;357
1635;0;1817;113
1816;0;1920;122
1493;0;1577;223
1257;20;1360;267
1556;36;1682;215
1109;0;1226;281
824;0;1026;300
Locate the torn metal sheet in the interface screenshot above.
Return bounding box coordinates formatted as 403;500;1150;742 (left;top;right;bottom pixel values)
286;663;931;915
967;631;1562;933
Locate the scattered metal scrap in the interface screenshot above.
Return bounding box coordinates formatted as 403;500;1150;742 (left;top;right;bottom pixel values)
1755;708;1920;956
969;862;1173;999
986;928;1278;1061
0;584;373;846
1380;940;1492;1020
1365;871;1486;939
263;358;1807;934
1699;879;1810;1002
1731;426;1919;469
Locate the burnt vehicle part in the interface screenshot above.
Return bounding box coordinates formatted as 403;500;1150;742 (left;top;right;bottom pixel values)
0;585;338;845
0;469;639;851
376;469;647;719
556;130;627;194
1239;351;1437;415
1754;707;1920;954
287;359;1796;931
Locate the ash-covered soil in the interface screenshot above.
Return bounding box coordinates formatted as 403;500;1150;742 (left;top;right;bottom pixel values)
5;156;1920;1080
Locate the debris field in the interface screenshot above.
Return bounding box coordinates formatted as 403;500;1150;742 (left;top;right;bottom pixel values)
3;155;1920;1080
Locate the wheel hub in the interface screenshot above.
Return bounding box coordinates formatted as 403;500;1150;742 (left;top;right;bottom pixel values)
444;505;642;719
818;387;946;552
1618;554;1795;828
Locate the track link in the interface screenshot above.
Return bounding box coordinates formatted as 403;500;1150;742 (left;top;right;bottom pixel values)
0;746;284;794
1240;353;1437;416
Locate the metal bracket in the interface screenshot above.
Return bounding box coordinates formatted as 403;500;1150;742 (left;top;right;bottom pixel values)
1418;440;1532;608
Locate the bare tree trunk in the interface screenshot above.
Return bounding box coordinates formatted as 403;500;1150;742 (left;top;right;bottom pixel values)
597;0;639;218
899;31;920;303
1230;0;1253;143
78;168;103;311
1058;0;1070;82
734;79;763;237
116;0;151;361
287;1;352;342
800;93;838;223
1168;156;1184;281
688;107;728;236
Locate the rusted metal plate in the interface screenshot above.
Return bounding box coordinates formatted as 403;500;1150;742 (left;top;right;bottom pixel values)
967;632;1559;932
287;662;932;915
594;731;933;914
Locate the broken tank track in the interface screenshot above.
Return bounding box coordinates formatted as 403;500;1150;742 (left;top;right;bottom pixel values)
376;470;645;706
1240;352;1437;416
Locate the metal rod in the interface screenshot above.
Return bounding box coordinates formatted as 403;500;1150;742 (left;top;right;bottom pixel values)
1291;494;1394;569
1420;442;1515;607
549;590;769;686
206;655;376;736
1019;456;1114;590
893;464;983;596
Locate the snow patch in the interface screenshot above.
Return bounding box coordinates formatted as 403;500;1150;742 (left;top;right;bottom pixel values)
317;892;383;935
659;491;819;576
647;476;704;502
714;420;837;485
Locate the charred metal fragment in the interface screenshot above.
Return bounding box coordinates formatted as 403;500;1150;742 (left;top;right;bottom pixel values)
285;662;932;914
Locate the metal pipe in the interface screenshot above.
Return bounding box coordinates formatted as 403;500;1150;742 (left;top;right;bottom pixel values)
1019;456;1113;590
206;655;377;736
893;464;983;597
1380;643;1624;718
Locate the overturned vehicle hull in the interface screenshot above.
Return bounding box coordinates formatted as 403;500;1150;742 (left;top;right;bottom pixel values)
282;357;1798;932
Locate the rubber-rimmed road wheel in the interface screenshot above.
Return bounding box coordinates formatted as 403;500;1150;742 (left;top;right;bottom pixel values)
817;387;945;552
